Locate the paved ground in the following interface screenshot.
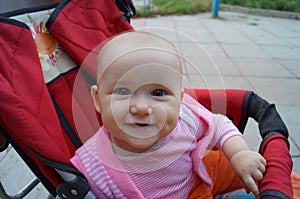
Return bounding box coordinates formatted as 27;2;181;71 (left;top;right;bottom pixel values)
131;11;300;173
0;10;300;198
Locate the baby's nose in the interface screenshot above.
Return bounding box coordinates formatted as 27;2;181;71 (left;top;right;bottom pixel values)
129;97;153;116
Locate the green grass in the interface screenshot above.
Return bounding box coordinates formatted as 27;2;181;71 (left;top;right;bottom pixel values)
153;0;211;15
222;0;300;13
136;0;211;17
135;0;300;17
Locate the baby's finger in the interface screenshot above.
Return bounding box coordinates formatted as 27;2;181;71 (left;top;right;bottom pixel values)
260;156;266;166
243;175;259;197
252;170;264;181
242;182;251;194
258;162;266;174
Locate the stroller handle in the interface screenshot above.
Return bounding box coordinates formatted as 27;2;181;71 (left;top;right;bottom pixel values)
0;178;40;199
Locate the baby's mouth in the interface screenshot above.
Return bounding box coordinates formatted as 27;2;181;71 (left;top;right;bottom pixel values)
135;123;150;127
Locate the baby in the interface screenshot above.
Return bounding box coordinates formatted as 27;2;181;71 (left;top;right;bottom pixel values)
71;31;266;198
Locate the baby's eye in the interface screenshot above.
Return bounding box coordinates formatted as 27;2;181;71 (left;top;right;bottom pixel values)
151;89;166;97
114;87;131;95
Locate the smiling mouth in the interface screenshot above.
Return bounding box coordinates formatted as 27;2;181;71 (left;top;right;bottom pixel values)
135;123;150;127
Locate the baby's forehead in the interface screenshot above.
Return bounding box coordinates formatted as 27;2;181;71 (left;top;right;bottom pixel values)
99;32;177;60
96;31;181;79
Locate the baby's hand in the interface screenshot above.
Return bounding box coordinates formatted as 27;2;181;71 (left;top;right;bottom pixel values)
230;150;266;197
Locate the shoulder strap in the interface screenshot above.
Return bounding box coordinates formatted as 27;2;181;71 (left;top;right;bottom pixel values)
51;95;83;148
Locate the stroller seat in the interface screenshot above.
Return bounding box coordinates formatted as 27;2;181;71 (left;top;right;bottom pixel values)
0;0;296;198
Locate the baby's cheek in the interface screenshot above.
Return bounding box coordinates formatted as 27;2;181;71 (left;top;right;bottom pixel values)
110;101;129;117
165;115;179;132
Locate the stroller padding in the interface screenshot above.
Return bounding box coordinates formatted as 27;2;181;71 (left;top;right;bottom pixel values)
0;17;74;195
0;0;295;197
0;0;135;196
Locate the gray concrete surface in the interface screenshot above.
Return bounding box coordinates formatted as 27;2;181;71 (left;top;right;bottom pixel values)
220;4;300;20
131;11;300;174
0;10;299;198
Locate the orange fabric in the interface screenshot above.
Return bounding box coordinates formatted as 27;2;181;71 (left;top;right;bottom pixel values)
292;172;300;199
188;150;243;199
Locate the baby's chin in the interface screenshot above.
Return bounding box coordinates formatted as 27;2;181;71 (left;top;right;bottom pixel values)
124;135;161;153
110;134;163;155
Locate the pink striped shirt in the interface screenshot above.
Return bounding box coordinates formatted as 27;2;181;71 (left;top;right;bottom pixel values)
70;94;241;198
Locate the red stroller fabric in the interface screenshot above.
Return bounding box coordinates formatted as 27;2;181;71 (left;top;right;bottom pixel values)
46;0;134;65
0;17;73;194
0;0;294;197
0;0;134;196
46;0;134;143
184;89;247;129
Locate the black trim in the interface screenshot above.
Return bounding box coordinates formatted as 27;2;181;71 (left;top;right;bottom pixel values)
81;68;96;90
0;125;56;196
0;15;29;29
50;95;83;149
237;91;251;133
29;148;93;199
46;66;79;87
262;131;281;142
261;189;290;199
247;91;289;139
0;3;59;17
115;0;136;16
0;133;9;152
115;0;136;22
56;175;91;199
30;147;84;177
46;0;71;29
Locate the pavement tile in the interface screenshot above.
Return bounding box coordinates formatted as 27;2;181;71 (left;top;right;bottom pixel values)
259;18;300;38
130;17;147;28
284;37;300;47
232;58;294;77
293;157;300;174
276;105;300;141
181;56;238;77
213;32;253;44
184;74;254;91
249;31;288;46
279;59;300;78
243;118;262;151
247;77;300;105
261;45;300;59
0;146;49;198
210;57;241;75
220;43;273;58
144;15;175;28
176;26;217;43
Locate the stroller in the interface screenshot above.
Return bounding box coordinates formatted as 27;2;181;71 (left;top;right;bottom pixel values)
0;0;295;198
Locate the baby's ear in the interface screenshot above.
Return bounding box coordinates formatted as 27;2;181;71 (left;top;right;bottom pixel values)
91;85;101;113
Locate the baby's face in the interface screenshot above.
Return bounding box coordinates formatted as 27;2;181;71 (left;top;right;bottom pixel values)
93;40;183;153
